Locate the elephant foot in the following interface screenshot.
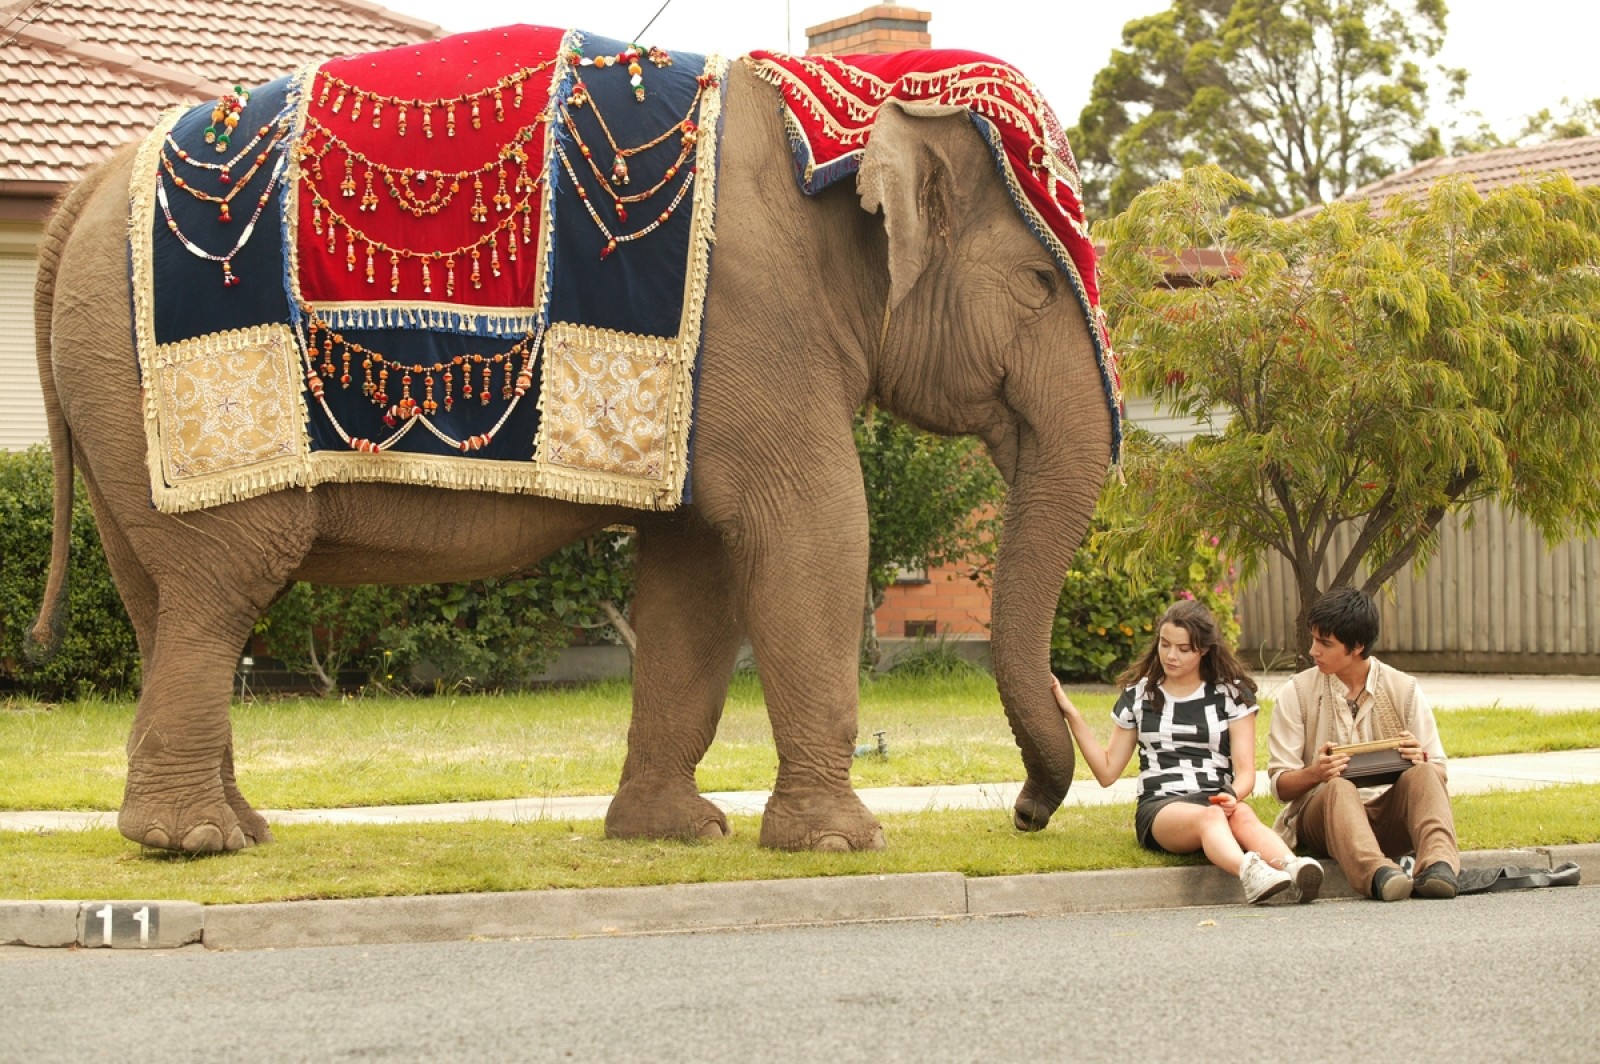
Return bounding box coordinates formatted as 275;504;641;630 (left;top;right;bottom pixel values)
1011;776;1065;832
120;767;258;853
759;787;886;852
222;749;274;846
605;778;731;841
119;803;250;853
224;794;274;847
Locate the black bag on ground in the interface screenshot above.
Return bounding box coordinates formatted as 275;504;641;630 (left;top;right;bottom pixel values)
1456;861;1582;895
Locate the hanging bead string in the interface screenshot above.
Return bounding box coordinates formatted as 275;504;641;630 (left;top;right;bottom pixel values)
558;106;696;222
156;153;288;287
307;183;535;295
203;85;250;151
566;42;673;102
313;59;553;136
552;136;696;260
565;75;706;189
159;122;290;223
301;310;543;454
297;116;541;220
164;102;294;187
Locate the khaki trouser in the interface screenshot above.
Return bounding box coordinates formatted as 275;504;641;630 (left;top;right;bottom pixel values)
1295;762;1459;897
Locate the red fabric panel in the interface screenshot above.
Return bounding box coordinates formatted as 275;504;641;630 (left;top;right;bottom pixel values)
295;25;566;312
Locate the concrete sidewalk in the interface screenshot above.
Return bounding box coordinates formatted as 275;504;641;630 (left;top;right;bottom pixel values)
1254;672;1600;712
5;747;1598;833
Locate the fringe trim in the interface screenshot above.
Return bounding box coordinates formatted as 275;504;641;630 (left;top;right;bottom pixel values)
282;62;319;331
301;300;540;337
129;105;184;505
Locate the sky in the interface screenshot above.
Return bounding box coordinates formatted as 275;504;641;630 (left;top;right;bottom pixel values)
382;0;1596;144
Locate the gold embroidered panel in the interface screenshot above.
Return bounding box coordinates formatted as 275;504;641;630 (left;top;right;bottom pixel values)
151;326;306;489
536;323;691;505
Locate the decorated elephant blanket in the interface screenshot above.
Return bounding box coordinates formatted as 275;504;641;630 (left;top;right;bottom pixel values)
130;26;1118;516
745;49;1120;455
132;25;725;513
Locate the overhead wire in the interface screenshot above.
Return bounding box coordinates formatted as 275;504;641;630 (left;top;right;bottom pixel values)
632;0;673;44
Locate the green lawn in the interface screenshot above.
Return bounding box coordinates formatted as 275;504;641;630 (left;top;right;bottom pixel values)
4;673;1596;811
2;674;1596;904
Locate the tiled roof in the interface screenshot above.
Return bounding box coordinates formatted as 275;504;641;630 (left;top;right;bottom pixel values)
0;0;441;188
1327;135;1600;213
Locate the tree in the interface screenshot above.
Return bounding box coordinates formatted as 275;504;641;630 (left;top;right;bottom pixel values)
1514;98;1600;144
1094;165;1600;660
1442;97;1600;157
1071;0;1460;217
854;409;1006;667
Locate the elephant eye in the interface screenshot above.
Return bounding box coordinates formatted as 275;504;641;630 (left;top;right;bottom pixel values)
1014;263;1061;311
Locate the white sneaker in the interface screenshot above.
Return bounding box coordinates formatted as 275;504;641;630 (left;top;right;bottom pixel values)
1239;851;1292;904
1283;855;1324;903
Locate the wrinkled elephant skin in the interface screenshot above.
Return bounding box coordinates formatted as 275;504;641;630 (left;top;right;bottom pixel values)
32;62;1112;854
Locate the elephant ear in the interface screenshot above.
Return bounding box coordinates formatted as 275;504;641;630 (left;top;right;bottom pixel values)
857;100;975;311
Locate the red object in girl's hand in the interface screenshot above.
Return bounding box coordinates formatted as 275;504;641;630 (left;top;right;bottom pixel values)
1208;795;1228;804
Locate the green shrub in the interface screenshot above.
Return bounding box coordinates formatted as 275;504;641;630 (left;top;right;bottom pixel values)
258;533;635;694
880;636;989;680
1051;521;1238;683
2;445;637;697
253;582;400;695
0;447;139;698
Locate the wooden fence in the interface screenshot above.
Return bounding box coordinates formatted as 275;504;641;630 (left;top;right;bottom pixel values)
1235;501;1600;674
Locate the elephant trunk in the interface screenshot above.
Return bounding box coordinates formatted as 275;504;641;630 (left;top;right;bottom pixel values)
990;419;1105;832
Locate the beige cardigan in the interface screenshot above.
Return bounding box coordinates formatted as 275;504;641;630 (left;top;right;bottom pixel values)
1266;658;1445;847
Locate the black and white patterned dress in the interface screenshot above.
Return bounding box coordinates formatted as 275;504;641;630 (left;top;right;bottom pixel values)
1112;677;1258;803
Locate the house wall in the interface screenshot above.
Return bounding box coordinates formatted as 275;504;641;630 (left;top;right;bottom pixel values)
0;219;44;452
875;560;991;638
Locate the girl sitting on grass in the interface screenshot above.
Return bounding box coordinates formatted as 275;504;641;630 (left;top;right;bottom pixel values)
1052;599;1323;904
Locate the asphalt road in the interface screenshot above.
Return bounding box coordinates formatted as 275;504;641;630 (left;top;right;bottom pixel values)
2;886;1594;1063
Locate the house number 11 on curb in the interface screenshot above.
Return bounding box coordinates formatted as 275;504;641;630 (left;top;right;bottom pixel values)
90;904;155;947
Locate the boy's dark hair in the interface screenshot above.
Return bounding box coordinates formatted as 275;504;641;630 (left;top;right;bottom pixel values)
1307;586;1379;658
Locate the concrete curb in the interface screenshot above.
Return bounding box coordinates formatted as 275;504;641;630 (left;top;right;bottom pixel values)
5;846;1592;952
200;872;969;950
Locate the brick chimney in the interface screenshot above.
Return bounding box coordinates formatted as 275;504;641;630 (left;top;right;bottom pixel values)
805;6;932;55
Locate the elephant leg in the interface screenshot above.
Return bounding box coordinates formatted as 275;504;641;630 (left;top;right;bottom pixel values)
115;503;306;852
219;739;273;846
85;494;273;847
76;465;158;665
737;502;885;853
120;601;263;852
605;515;743;841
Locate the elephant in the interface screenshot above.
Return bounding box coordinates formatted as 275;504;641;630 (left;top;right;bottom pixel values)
30;41;1116;854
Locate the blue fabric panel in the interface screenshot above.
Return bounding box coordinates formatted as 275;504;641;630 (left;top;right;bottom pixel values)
547;34;707;336
303;326;540;461
150;76;295;345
